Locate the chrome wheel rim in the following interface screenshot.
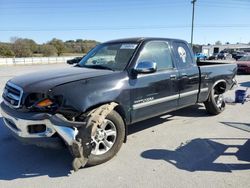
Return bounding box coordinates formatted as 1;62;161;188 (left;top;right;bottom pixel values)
214;93;224;109
91;119;117;155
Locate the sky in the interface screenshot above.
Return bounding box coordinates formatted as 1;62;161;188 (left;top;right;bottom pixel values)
0;0;250;45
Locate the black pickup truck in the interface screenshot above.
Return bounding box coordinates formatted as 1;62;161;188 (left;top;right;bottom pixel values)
0;37;237;170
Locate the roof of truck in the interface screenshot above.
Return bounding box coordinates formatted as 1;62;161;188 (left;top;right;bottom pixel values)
104;37;186;44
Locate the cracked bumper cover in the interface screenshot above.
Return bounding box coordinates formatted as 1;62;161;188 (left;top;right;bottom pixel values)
0;102;79;147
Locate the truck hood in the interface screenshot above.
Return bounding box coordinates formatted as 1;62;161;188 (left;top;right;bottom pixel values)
9;66;114;92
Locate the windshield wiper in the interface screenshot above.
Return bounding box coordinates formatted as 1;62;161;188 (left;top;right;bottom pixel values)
82;65;114;71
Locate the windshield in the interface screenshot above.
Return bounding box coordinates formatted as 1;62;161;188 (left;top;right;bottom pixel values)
239;56;250;61
78;43;138;71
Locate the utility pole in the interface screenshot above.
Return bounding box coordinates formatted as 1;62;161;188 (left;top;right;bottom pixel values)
191;0;197;47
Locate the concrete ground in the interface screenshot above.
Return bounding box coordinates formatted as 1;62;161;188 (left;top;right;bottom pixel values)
0;64;249;188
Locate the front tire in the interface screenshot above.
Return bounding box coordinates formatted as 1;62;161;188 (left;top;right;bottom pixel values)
204;88;226;115
87;110;125;166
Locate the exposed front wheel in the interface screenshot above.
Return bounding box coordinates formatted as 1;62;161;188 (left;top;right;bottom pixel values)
204;88;226;115
87;110;125;166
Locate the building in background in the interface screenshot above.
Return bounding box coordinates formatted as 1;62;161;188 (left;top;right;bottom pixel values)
202;43;250;56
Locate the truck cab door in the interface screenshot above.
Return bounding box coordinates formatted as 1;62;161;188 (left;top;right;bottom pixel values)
130;41;179;123
172;42;200;107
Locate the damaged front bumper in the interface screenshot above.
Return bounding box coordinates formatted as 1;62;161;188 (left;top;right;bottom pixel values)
1;101;119;171
0;102;79;148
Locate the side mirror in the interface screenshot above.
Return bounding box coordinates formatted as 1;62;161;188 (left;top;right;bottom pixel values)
134;61;157;74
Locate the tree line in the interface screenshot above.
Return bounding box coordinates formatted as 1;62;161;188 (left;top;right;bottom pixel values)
0;37;99;57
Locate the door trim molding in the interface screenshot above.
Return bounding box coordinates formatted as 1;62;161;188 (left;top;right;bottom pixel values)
132;88;208;110
133;94;179;110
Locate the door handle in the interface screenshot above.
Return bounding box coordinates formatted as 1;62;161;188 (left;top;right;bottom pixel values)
170;74;177;80
181;73;188;78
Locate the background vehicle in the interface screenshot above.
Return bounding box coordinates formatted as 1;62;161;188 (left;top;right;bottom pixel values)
217;51;227;60
232;51;241;59
237;55;250;73
235;52;248;61
67;56;84;64
195;53;207;61
0;37;237;169
208;53;218;60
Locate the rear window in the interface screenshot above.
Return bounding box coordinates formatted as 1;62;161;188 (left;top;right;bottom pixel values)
172;42;194;69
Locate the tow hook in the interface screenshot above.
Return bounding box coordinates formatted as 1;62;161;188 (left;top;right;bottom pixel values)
70;102;118;171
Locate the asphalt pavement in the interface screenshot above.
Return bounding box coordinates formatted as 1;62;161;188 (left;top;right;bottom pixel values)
0;63;249;188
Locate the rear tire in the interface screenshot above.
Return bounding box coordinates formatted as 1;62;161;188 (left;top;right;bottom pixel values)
204;88;226;115
87;110;125;166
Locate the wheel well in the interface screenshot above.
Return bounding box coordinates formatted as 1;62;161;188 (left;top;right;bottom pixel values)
84;102;126;122
214;81;227;94
114;105;127;143
84;103;128;142
114;105;126;123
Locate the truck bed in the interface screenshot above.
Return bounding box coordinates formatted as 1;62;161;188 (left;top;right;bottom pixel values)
197;61;237;102
197;61;235;66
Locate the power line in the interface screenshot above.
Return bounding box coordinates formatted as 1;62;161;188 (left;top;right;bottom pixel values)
202;0;250;4
1;0;250;8
0;24;249;32
0;0;249;15
1;0;249;8
198;3;250;9
0;1;185;8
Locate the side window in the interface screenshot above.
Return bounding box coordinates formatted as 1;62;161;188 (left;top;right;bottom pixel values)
173;42;194;69
137;41;173;70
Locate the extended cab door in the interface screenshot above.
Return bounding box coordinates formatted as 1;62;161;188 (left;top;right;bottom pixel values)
130;40;179;123
172;41;200;107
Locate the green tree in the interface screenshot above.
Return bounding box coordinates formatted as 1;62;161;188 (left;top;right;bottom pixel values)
76;39;83;43
64;39;99;54
64;40;76;53
2;37;100;57
22;39;38;53
40;44;58;56
48;38;65;56
80;40;99;53
9;37;38;56
215;41;222;45
12;39;33;57
0;44;14;57
65;40;75;43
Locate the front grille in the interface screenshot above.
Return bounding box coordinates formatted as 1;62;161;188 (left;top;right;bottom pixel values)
2;82;23;108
